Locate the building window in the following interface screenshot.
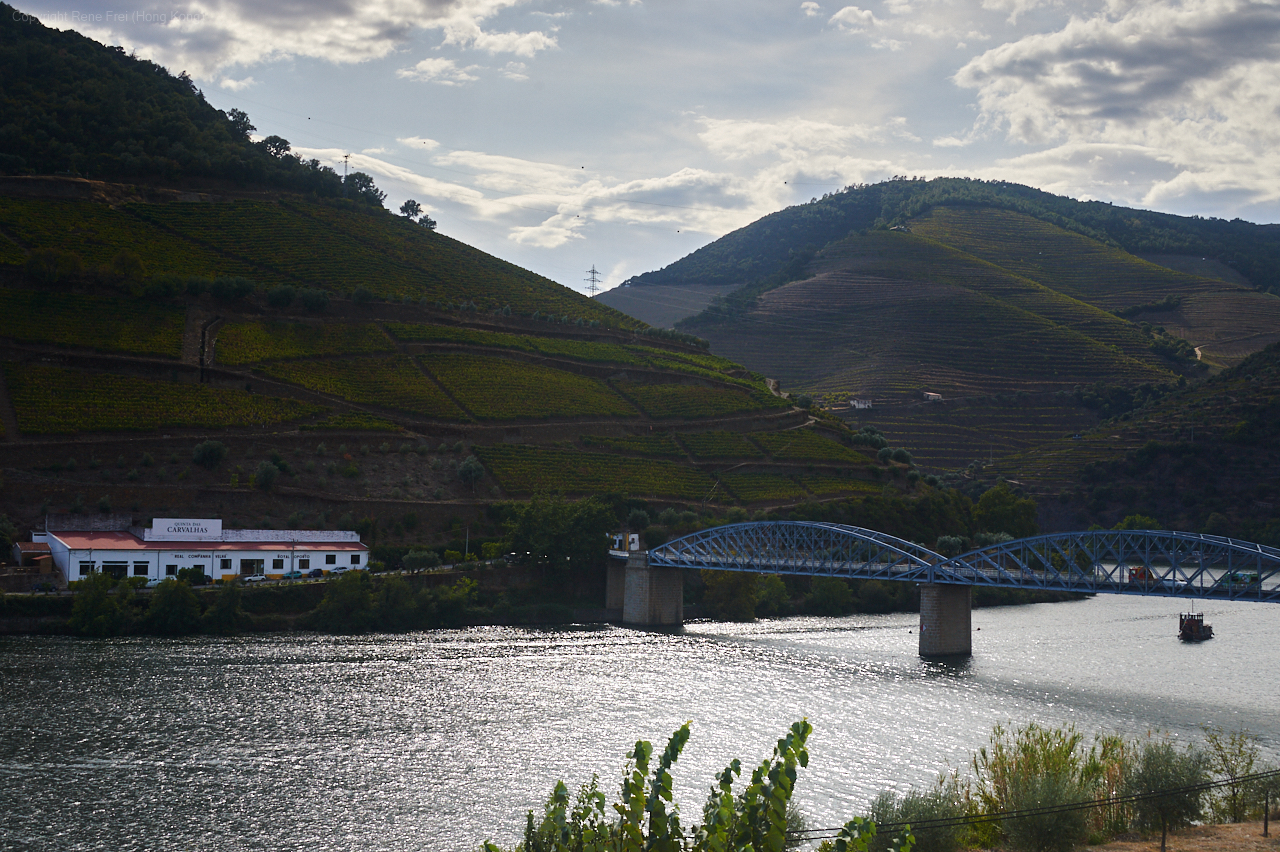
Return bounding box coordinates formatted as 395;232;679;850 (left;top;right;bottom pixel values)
299;558;310;571
325;554;336;565
351;554;361;565
272;558;284;572
240;558;264;576
193;565;205;574
78;561;95;576
220;558;232;572
103;562;128;580
133;562;148;576
166;565;178;576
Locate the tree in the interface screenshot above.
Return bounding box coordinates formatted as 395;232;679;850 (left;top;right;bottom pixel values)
399;199;422;219
344;171;386;207
420;214;438;231
504;496;614;570
305;570;374;633
701;570;759;620
226;107;255;140
266;284;296;307
973;484;1038;538
808;576;854;615
1203;726;1260;823
143;578;203;635
201;580;248;634
254;459;278;491
458;455;485;490
1121;738;1206;852
402;549;442;573
69;572;131;637
1114;514;1161;530
260;134;291;157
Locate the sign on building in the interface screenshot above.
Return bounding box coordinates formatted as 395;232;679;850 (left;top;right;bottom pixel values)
147;518;223;541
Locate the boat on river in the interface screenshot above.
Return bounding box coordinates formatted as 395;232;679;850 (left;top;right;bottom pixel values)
1179;611;1213;641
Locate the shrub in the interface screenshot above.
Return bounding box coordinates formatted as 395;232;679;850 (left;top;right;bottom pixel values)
866;782;964;852
627;508;651;530
142;578;203;635
403;550;442;572
807;576;854;615
1203;726;1260;823
266;284;296;308
254;460;279;491
298;288;330;312
1002;770;1090;852
68;572;131;637
192;440;227;469
1121;738;1206;852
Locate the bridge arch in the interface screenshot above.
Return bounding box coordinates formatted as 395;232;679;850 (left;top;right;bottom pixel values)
649;521;941;581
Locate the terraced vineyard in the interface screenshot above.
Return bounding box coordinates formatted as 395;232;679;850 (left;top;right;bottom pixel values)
720;472;807;503
386;322;755;387
679;431;764;459
580;434;687;458
615;382;786;419
0;198;259;278
908;207;1226;310
0;288;184;358
753;429;868;464
257;355;467;420
302;412;403;432
4;362;322;434
797;475;881;497
422;352;636;420
216;321;393;365
475;445;719;499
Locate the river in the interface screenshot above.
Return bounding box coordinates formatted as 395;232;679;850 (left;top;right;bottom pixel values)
2;595;1278;851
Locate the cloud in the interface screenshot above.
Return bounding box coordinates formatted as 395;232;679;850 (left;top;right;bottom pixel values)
829;5;878;32
801;2;823;16
698;116;877;160
951;0;1280;211
398;136;442;151
501;61;529;80
218;76;255;91
34;0;555;78
396;57;480;85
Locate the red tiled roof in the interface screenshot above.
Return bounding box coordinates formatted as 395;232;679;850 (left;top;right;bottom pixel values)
17;542;51;552
50;531;367;552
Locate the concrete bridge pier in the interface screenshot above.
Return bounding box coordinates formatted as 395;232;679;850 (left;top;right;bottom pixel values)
612;551;683;626
918;583;972;657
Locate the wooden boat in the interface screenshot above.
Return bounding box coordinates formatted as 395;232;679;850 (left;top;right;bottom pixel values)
1179;612;1213;641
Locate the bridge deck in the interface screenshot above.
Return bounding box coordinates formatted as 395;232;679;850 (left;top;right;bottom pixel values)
648;524;1280;603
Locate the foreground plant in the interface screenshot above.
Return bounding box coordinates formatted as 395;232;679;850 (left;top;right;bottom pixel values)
484;720;913;852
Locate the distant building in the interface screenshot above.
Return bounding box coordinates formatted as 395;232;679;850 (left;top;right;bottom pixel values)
923;392;943;402
40;515;367;582
850;398;873;410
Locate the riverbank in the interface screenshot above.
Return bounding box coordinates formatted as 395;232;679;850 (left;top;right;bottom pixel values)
0;565;1084;635
1093;821;1279;852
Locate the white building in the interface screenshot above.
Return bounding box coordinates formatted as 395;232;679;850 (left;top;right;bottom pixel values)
41;515;368;583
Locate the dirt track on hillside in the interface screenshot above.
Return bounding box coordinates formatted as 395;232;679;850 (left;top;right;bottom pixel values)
1088;820;1279;852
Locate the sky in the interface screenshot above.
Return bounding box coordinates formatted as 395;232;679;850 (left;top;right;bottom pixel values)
23;0;1280;295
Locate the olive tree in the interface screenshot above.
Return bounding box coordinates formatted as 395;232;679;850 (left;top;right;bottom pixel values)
1121;738;1206;852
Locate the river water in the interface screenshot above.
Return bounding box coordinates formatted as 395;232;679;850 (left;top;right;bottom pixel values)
2;596;1278;851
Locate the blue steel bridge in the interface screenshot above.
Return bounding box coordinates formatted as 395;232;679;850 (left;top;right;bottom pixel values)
649;522;1280;603
635;522;1280;655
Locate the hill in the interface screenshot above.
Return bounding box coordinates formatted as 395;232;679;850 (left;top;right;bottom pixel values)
0;3;385;203
978;340;1280;545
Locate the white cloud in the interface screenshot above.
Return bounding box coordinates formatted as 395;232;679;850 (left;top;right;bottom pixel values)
396;57;480;85
952;0;1280;211
38;0;556;78
801;2;823;16
398;136;442;151
829;5;878;32
502;61;530;80
699;116;877;160
218;76;255;91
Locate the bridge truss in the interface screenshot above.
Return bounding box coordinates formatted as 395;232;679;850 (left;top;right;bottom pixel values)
649;523;1280;603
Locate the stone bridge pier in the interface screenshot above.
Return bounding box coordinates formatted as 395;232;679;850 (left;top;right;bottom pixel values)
918;583;972;657
607;551;683;626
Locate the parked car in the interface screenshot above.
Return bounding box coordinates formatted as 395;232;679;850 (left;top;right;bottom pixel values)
307;568;325;579
144;577;164;588
244;574;267;583
329;565;350;575
281;570;305;580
